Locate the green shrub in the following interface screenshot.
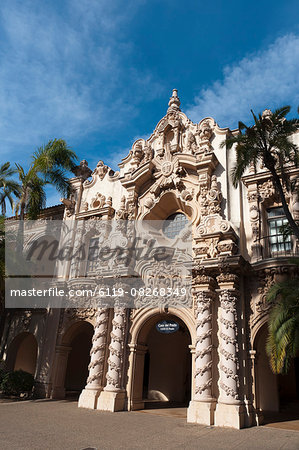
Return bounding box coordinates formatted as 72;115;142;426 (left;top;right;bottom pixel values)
0;367;7;385
0;370;34;396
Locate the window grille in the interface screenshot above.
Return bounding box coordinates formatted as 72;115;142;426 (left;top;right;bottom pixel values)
163;213;189;239
86;236;100;273
267;207;292;254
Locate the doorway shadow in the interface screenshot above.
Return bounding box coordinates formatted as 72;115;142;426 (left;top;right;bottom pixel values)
262;400;299;425
144;400;189;409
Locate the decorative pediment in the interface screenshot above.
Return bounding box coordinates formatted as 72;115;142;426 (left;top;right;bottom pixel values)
83;160;119;189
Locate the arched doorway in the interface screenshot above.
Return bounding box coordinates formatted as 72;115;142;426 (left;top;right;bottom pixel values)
254;323;299;421
64;321;93;398
51;321;93;399
7;332;38;376
129;311;192;411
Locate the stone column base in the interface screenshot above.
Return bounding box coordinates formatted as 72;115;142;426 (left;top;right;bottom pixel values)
214;403;246;429
187;400;216;426
97;390;126;412
78;388;102;409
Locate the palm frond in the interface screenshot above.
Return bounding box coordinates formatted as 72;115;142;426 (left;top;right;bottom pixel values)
266;261;299;374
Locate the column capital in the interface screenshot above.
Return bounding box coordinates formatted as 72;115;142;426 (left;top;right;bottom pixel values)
216;272;239;290
217;289;239;311
192;272;217;292
128;343;147;354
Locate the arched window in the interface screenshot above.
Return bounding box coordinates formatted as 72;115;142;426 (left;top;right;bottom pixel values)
163;213;189;239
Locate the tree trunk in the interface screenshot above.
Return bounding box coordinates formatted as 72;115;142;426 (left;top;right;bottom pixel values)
0;310;11;361
16;202;26;253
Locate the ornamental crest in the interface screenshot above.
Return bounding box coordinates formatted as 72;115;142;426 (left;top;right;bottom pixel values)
150;147;186;198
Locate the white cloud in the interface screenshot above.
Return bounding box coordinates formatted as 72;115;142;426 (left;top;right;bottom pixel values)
0;0;158;157
186;34;299;129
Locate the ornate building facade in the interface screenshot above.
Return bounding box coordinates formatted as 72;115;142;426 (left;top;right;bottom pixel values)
1;90;299;428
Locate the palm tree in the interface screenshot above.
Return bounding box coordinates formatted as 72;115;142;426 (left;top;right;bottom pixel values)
266;262;299;374
15;139;78;220
221;106;299;239
0;162;21;216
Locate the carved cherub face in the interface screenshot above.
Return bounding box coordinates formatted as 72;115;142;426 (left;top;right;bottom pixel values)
201;121;212;139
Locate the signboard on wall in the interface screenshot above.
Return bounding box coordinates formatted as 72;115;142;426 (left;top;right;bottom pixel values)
156;320;179;334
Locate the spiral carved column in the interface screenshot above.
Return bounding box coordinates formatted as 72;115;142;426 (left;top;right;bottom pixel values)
78;308;109;409
97;307;127;412
215;284;245;429
194;291;213;400
218;290;239;404
187;285;216;426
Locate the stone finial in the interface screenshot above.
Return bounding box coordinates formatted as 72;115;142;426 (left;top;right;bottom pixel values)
262;109;273;120
72;159;92;180
168;88;181;112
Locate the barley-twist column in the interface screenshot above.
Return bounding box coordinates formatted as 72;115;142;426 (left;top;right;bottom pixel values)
194;291;213;401
218;290;239;403
97;307;127;411
215;279;245;429
78;308;109;409
188;280;216;426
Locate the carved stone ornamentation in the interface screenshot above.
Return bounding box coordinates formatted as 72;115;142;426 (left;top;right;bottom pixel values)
198;174;222;216
217;290;240;404
95;161;108;181
258;179;276;202
143;143;154;162
167;88;181;113
217;240;238;256
104;307;127;391
197;215;230;236
72;159;92;180
78;308;110;409
256;270;275;314
86;308;109;387
144;196;155;209
150;147;186;198
131;142;144;169
91;193;106;209
116;196;128;220
197;120;213;153
194;291;214;400
186;131;198;154
61;197;76;217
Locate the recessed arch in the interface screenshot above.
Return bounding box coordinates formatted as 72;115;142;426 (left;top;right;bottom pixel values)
6;332;38;376
51;320;94;399
128;307;195;411
253;322;299;417
140;191;195;222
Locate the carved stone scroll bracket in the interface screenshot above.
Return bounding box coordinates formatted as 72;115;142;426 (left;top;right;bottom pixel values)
194;218;238;260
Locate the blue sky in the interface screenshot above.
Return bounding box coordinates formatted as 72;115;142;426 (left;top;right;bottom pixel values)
1;0;299;207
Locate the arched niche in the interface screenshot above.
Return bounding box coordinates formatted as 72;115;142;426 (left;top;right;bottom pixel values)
6;332;38;376
141;191;195;223
51;321;94;399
